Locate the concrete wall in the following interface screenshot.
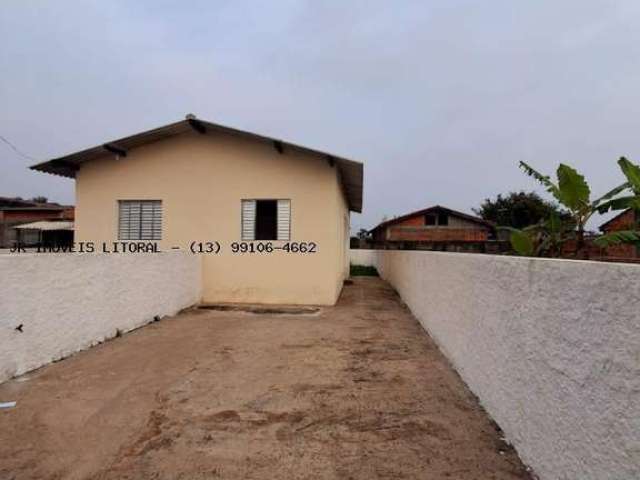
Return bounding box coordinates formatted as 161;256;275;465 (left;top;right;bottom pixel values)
349;248;378;267
0;252;201;383
373;250;640;480
76;131;349;305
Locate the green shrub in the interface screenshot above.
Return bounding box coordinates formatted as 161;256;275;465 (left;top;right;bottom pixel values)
350;264;378;276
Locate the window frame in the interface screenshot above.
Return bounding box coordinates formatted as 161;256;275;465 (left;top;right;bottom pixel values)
118;199;163;241
240;198;291;241
425;214;437;226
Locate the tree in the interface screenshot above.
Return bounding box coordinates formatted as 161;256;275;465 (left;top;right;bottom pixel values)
509;158;640;258
30;196;48;204
506;213;575;257
594;157;640;248
357;228;370;240
473;191;567;229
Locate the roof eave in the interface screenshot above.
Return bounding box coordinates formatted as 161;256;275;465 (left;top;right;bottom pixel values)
370;205;492;231
29;117;364;212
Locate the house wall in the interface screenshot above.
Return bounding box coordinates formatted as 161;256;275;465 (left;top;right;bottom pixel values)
2;210;67;221
375;212;491;243
372;250;640;480
394;215;424;227
386;226;489;242
338;183;351;284
447;215;484;228
602;210;638;259
0;252;201;383
75;131;348;305
393;213;484;230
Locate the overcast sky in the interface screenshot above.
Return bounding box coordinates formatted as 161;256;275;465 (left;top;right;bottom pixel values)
2;1;640;231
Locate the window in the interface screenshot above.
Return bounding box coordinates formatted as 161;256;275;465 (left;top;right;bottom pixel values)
241;199;290;241
256;200;277;240
425;212;449;226
425;214;437;226
118;200;162;240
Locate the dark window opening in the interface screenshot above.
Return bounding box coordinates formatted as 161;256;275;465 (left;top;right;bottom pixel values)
438;212;449;226
425;214;437;226
255;200;278;240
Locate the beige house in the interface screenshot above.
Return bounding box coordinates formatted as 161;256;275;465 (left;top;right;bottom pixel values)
32;115;363;305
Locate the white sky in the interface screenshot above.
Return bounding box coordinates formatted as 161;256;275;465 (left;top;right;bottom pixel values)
1;1;639;231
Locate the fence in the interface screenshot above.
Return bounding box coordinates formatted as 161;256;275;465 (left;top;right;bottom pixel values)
355;248;640;480
0;252;201;383
349;248;378;267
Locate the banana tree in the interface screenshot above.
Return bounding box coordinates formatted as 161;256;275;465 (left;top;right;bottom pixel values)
594;157;640;249
505;212;575;257
517;161;631;258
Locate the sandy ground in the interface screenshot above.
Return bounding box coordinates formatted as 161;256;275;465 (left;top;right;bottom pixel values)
0;277;532;480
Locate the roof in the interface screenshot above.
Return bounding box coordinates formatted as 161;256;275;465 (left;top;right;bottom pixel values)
13;221;74;231
1;206;70;211
370;205;494;233
0;197;71;210
599;208;635;232
0;197;37;208
30;115;363;213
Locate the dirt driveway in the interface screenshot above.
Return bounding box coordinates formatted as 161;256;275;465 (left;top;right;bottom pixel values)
0;277;531;480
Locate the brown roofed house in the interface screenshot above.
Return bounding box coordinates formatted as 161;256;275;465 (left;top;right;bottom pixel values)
30;115;363;305
0;197;74;248
599;208;639;260
370;205;496;253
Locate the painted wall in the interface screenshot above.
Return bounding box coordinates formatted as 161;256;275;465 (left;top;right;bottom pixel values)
0;252;201;383
75;131;349;305
349;248;378;267
373;250;640;480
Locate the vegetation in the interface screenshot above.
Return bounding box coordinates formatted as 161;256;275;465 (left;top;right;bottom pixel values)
507;157;640;258
593;157;640;248
350;264;378;276
506;212;575;257
474;191;567;229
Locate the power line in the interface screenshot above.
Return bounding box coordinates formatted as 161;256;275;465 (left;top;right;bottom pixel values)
0;133;37;162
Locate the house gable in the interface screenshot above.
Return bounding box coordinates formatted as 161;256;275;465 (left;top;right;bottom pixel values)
30;115;362;213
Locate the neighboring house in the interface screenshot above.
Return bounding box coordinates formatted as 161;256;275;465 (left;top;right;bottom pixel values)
13;220;74;248
370;205;496;252
31;115;363;305
0;197;74;248
599;208;639;260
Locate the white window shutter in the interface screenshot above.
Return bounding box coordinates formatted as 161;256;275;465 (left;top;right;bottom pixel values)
118;200;162;240
118;201;132;240
277;199;291;241
151;202;162;239
143;201;162;240
241;200;256;241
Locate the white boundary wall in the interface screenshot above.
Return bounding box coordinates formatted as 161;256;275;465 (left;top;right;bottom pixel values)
374;250;640;480
349;249;378;267
0;252;201;383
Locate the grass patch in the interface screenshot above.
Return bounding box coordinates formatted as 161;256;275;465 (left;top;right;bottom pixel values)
350;264;378;276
